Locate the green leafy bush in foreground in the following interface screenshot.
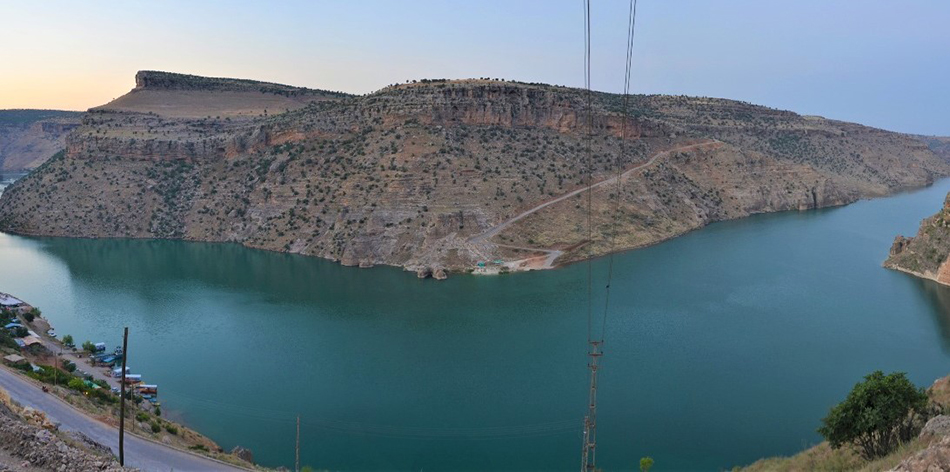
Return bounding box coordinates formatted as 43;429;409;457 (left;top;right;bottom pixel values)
818;371;928;460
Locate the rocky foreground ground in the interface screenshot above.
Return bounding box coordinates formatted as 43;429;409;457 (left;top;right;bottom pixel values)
0;389;129;472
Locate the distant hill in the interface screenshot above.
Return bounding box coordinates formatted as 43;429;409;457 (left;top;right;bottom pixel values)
92;70;352;119
0;110;81;171
1;71;948;277
915;135;950;162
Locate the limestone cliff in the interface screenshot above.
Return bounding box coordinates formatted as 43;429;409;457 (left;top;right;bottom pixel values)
886;192;950;286
0;110;80;171
1;71;949;277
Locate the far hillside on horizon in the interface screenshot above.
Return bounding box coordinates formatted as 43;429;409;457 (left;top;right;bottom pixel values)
1;1;947;135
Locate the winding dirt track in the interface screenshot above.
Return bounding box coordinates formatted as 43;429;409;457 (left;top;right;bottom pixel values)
469;140;718;247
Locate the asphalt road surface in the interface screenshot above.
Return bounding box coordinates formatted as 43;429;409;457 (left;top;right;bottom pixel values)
0;367;241;471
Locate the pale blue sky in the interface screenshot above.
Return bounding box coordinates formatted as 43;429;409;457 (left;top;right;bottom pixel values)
1;1;947;134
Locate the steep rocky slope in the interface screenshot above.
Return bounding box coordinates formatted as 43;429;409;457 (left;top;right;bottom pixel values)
0;110;80;171
0;388;128;471
885;192;950;286
1;71;948;277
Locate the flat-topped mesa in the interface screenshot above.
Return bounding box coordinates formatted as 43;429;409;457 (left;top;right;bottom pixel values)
2;70;950;277
92;71;351;120
885;192;950;286
132;70;350;98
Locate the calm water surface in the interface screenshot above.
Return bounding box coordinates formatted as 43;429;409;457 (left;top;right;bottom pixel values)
2;181;950;471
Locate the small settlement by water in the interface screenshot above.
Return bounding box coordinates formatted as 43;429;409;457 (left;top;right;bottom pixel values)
1;291;160;407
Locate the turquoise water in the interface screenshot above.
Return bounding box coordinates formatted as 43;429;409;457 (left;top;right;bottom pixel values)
2;180;950;471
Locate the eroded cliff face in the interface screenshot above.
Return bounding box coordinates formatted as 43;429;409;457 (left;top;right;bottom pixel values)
0;110;80;171
1;72;948;277
886;193;950;286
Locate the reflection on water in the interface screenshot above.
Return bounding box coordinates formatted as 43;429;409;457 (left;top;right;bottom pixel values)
917;278;950;351
2;178;950;470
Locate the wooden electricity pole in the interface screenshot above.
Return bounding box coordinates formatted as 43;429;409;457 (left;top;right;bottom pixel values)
119;327;129;466
295;414;301;472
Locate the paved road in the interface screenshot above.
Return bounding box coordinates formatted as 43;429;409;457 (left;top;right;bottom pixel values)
469;140;719;244
0;367;241;471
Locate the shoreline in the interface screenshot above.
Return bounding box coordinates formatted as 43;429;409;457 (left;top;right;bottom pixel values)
0;290;259;469
0;176;946;280
883;262;950;288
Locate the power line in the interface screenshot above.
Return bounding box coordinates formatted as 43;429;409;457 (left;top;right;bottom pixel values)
582;0;640;470
602;0;639;343
580;0;599;470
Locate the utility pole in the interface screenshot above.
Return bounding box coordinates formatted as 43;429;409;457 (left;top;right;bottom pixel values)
581;340;602;472
119;327;129;467
295;414;300;472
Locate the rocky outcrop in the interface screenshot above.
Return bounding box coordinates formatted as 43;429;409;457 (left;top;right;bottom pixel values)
920;415;950;439
890;416;950;471
891;435;950;471
885;193;950;286
0;110;80;171
1;72;949;279
229;445;254;464
0;399;129;471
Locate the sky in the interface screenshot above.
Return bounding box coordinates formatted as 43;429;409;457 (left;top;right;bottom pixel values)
1;0;947;135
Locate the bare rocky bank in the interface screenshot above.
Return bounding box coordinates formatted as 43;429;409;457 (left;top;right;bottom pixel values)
0;389;129;472
886;192;950;286
1;71;948;278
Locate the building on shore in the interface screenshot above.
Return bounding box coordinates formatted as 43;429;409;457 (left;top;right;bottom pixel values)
2;354;26;365
0;293;24;308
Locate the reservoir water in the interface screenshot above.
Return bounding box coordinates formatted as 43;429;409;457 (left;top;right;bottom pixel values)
2;180;950;470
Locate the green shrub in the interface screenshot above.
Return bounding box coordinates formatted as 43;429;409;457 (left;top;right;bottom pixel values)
165;424;178;435
62;334;74;346
135;412;149;422
150;422;161;433
818;371;929;459
0;331;17;349
82;341;96;353
67;378;86;391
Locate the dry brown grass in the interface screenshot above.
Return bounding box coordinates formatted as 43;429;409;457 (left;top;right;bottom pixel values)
738;438;933;472
94;89;316;119
739;374;950;472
